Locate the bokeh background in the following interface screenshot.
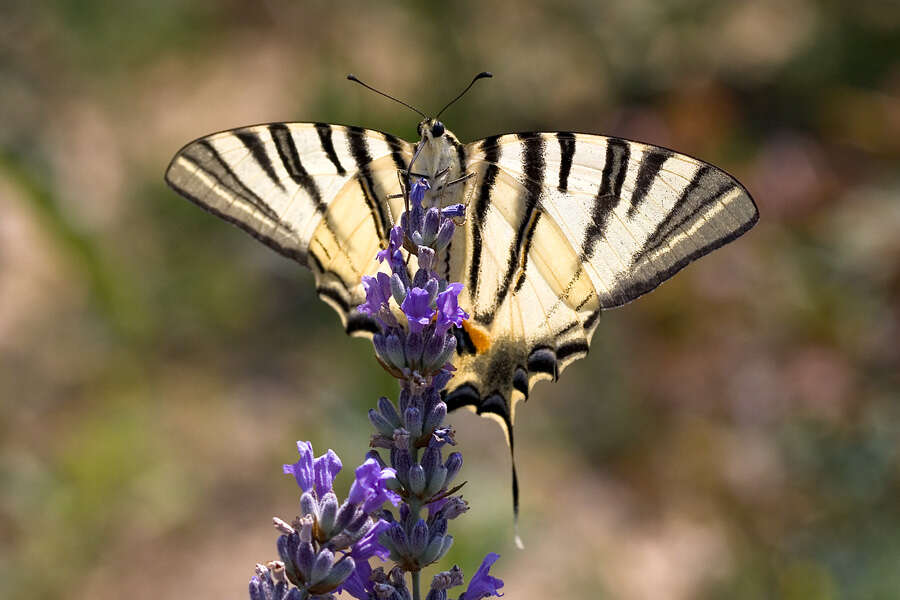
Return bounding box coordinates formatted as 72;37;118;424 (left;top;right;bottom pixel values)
3;1;900;598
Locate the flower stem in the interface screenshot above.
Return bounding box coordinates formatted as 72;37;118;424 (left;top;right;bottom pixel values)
412;569;421;600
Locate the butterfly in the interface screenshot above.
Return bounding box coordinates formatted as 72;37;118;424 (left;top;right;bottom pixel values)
165;73;758;499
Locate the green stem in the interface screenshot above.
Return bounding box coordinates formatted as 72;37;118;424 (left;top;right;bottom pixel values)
412;570;421;600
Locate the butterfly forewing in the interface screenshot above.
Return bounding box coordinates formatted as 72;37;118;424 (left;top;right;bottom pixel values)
443;132;757;432
165;123;414;334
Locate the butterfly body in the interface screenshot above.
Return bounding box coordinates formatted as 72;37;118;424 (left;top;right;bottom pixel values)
165;117;758;443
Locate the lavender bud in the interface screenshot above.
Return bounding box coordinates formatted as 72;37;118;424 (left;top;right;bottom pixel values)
425;465;447;496
333;501;357;533
346;510;369;534
385;332;406;368
428;334;456;372
295;541;316;581
413;267;429;288
268;561;287;584
437;534;454;561
273;517;295;535
406;332;424;364
440;496;469;520
390;273;407;305
377;396;401;428
424;275;439;302
424;402;447;433
374;582;397;599
369;408;396;436
248;576;268;600
389;566;407;589
432;371;453;393
309;548;334;585
318;492;339;536
328;532;353;550
393;428;410;450
430;517;448;539
425;590;447;600
378;530;399;558
444;452;463;485
431;565;464;590
320;556;355;589
408;463;426;495
277;535;301;584
399;502;412;524
387;522;409;554
420;533;445;566
435;219;455;253
422;332;447;371
418;244;435;271
373;332;388;356
423;207;440;243
409;518;429;556
300;492;318;521
393;449;412;487
404;406;423;438
399;389;410;414
421;443;441;480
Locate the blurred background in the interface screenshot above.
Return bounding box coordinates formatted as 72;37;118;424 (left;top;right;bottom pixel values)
2;1;900;598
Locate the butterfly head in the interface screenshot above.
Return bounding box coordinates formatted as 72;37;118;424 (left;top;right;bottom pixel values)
417;118;446;143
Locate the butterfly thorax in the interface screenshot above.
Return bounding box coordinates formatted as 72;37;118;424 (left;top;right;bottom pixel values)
413;119;466;205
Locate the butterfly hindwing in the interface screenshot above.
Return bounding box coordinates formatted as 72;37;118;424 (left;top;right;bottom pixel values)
444;132;758;433
165;122;414;335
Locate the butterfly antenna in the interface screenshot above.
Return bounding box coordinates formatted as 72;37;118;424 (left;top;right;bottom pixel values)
347;74;427;118
435;71;493;119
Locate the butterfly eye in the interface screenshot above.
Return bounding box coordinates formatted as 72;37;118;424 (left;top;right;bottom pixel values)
431;121;445;137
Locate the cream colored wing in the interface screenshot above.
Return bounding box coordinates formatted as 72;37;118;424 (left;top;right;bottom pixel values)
165;122;413;334
443;132;758;434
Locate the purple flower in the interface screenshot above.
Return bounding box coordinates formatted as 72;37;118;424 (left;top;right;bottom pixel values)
410;177;431;207
435;283;468;335
401;287;435;333
283;441;342;497
339;520;391;599
377;226;404;263
359;272;393;316
348;458;399;512
461;553;503;600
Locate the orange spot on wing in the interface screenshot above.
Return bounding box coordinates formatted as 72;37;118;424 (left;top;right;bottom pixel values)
462;320;492;354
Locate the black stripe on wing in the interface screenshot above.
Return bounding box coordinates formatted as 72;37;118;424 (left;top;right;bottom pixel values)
347;126;391;242
556;131;576;192
315;123;348;176
183;141;281;223
626;148;671;218
581;138;630;262
268;124;327;213
235;130;286;192
478;133;546;324
468;135;501;299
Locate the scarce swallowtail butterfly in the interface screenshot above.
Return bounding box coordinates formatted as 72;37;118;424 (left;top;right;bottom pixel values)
165;73;758;507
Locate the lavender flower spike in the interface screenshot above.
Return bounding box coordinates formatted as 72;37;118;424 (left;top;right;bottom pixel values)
460;553;504;600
